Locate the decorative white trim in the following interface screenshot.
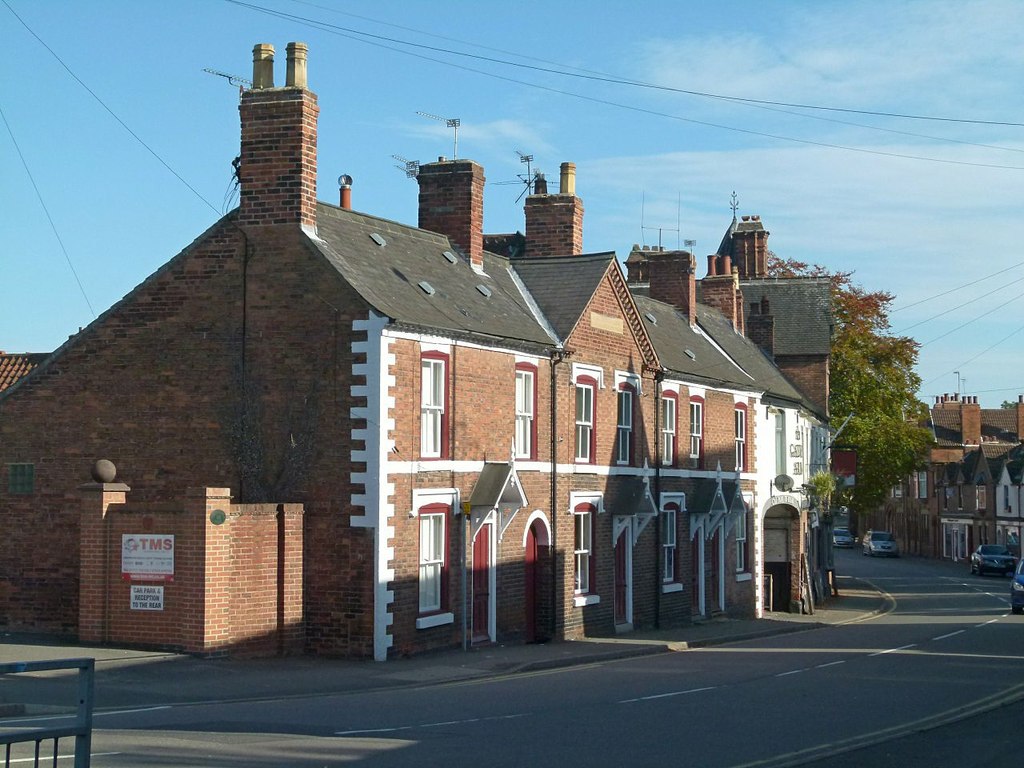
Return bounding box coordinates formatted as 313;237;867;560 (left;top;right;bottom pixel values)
416;612;455;630
522;510;552;547
662;583;684;594
660;381;680;395
660;492;687;512
572;362;605;388
412;488;459;514
514;353;545;366
574;594;601;607
387;327;550;358
614;369;642;395
419;341;451;355
569;491;604;515
348;311;396;662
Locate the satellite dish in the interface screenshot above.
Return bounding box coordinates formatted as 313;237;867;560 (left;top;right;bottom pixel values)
774;474;795;492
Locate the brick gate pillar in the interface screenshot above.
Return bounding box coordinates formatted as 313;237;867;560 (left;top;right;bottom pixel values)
78;480;131;643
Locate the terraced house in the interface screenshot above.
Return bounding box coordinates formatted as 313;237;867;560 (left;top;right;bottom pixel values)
0;42;831;659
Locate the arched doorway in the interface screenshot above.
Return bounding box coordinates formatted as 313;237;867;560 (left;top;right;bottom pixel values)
522;512;551;643
762;505;798;613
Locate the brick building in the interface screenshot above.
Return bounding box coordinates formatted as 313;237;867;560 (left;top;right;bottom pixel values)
0;42;830;658
877;394;1024;561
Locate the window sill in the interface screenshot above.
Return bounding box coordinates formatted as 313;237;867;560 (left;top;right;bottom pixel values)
735;572;752;582
661;583;683;594
415;611;454;630
573;594;600;607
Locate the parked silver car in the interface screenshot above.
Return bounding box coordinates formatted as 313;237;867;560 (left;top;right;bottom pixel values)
862;530;899;557
832;528;855;548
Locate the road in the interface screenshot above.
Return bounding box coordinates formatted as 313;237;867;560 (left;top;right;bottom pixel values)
8;550;1024;767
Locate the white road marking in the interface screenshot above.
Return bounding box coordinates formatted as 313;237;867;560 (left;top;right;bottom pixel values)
775;668;807;677
619;685;717;703
815;660;846;669
336;712;526;735
870;643;916;656
933;629;966;641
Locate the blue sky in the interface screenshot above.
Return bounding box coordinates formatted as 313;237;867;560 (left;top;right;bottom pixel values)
3;0;1024;407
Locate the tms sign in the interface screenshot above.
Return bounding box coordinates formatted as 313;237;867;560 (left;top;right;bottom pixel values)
121;534;175;581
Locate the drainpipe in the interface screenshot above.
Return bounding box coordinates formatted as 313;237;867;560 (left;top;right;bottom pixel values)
549;349;566;640
653;370;663;628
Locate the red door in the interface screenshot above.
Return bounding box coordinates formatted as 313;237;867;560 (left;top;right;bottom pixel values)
525;523;538;642
691;537;701;612
472;526;490;644
709;529;721;611
614;533;628;624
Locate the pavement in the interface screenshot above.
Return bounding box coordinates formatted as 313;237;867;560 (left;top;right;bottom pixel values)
0;576;887;712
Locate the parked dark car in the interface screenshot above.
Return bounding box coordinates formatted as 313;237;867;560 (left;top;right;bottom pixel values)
862;530;899;557
832;528;854;548
1011;559;1024;614
970;544;1016;576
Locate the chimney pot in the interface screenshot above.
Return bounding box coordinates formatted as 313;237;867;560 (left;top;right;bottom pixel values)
559;162;576;196
338;173;352;210
252;43;275;89
533;172;547;195
286;42;308;88
742;215;751;221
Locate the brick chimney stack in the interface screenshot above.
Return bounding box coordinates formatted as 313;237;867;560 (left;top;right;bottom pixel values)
730;215;769;278
647;250;697;326
524;161;584;257
961;395;981;445
238;42;319;230
747;295;774;357
701;267;745;334
417;158;485;271
1017;395;1024;442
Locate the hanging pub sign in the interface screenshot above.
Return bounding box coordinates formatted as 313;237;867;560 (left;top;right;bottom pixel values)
832;446;857;487
121;534;175;581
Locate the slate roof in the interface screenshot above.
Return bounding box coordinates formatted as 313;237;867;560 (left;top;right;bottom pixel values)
927;405;1022;447
512;253;616;342
0;352;49;394
310;203;554;349
734;278;833;357
632;294;820;415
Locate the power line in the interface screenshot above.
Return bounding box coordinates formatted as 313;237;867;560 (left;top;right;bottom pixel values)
265;0;1024;128
225;0;1024;171
895;275;1024;333
0;101;95;318
3;0;222;219
918;292;1024;347
893;260;1024;312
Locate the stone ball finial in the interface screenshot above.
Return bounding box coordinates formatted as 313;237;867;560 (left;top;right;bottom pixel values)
91;459;117;484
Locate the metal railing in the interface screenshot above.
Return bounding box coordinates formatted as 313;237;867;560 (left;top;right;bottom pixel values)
0;658;94;768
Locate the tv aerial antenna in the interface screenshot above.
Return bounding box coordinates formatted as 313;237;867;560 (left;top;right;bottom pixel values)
640;191;683;250
417;111;461;159
202;68;252;97
493;150;543;203
391;154;420;179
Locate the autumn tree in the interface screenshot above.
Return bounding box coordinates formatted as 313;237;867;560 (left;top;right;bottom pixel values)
768;255;933;525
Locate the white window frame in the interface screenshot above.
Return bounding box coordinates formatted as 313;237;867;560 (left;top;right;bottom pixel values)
734;406;746;472
515;367;535;460
662;505;677;582
774;411;786;476
689;399;703;467
661;395;677;466
574;505;594;594
418;511;446;614
735;508;748;573
575;381;595;463
616;386;634;465
420;356;446;458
